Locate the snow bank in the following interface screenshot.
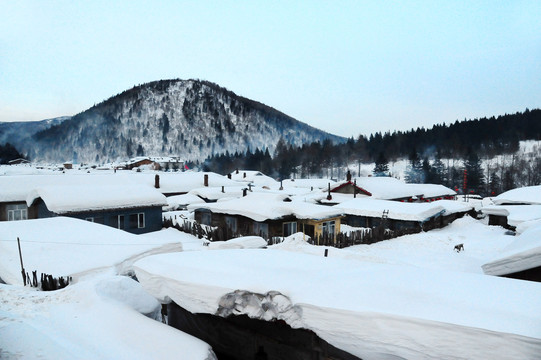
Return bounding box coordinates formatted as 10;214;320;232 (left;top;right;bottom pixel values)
134;248;541;359
0;217;182;284
482;222;541;276
0;276;215;360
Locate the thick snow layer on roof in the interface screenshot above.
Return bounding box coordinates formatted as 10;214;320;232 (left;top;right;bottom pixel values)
189;186;246;201
26;184;166;214
481;205;541;226
0;217;182;284
229;170;278;187
335;198;444;221
482;222;541;276
165;193;206;210
130;171;243;194
207;236;267;250
134;248;541;360
354;176;423;200
188;192;343;222
404;183;456;198
281;178;336;190
493;185;541;205
0;277;214;360
430;199;475;215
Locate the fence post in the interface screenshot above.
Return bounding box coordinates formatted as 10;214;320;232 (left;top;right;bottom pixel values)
17;237;26;286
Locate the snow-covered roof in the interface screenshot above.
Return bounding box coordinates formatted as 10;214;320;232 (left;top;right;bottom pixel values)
334;198;444;222
188;186;246;201
134;249;541;359
229;170;278;187
430;199;475;216
188;192;343;222
27;184;167;214
482;222;541;276
404;183;456;198
281;178;336;190
350;176;424;200
481;205;541;227
493;185;541;205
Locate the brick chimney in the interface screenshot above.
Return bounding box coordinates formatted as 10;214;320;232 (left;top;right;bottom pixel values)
154;174;160;189
204;174;209;187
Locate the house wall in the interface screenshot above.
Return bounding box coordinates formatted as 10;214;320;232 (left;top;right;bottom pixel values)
343;215;422;232
194;210;338;240
0;201;38;221
32;200;163;234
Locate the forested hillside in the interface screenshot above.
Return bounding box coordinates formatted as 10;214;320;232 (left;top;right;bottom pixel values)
202;109;541;196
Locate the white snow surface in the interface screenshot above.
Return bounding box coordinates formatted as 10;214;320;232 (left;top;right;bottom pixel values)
0;217;182;284
206;236;267;250
134;237;541;359
482;222;541;276
493;185;541;205
404;183;457;198
0;276;215;360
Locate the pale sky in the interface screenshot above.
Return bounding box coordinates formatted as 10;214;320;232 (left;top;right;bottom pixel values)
1;1;540;138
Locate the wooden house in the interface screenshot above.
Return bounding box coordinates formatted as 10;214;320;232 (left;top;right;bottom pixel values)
190;193;344;241
25;184;167;234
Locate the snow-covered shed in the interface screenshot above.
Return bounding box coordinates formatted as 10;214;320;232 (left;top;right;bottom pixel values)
189;192;344;241
404;183;456;201
482;204;541;231
482;222;541;282
26;184;167;234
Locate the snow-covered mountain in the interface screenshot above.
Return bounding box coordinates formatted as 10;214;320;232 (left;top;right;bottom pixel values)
14;79;344;163
0;116;69;148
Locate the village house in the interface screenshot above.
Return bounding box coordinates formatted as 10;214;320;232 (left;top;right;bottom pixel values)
25;184;167;234
228;169;279;187
0;174;167;234
189;192;344;241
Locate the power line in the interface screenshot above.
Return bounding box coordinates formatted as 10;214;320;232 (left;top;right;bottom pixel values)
0;238;188;246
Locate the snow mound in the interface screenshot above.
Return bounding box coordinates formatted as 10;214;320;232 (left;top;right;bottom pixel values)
207;236;267;250
96;276;161;318
217;290;303;325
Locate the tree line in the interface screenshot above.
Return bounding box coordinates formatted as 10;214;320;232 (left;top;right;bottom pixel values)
201;109;541;196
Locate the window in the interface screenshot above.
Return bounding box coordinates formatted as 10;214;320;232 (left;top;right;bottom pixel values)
253;222;269;238
225;216;237;233
7;204;27;221
111;215;125;229
129;213;145;228
322;220;336;238
283;221;297;237
200;212;211;226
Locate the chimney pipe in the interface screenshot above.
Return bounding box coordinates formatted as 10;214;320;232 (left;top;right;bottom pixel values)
243;188;247;197
222;186;225;193
155;174;160;189
243;172;246;178
354;179;357;198
327;183;332;201
236;169;239;174
204;174;209;187
227;173;231;179
279;180;283;191
347;170;352;182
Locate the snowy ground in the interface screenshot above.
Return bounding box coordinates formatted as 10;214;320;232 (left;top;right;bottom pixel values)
1;215;540;359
